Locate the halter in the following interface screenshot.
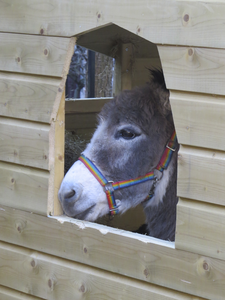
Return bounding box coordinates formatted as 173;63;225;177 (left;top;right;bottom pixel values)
79;130;177;216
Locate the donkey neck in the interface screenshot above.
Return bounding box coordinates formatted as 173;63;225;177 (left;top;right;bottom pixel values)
143;151;178;241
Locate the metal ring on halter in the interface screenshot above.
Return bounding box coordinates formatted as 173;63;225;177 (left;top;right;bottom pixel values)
104;181;114;192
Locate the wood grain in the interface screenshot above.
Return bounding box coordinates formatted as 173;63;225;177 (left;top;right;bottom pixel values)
170;90;225;151
0;162;48;214
0;205;222;300
1;0;225;49
0;72;61;123
65;98;111;114
0;241;208;300
0;285;42;300
159;45;225;95
177;146;225;206
0;117;50;170
0;33;71;77
48;92;64;216
176;198;225;261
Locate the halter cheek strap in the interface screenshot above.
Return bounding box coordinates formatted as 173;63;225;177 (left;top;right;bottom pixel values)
79;130;177;216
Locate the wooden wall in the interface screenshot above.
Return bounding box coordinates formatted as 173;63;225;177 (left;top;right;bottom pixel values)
1;0;225;299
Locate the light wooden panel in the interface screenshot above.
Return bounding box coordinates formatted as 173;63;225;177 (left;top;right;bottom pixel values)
158;45;225;96
1;0;225;50
0;285;42;300
0;162;48;215
65;98;111;114
0;72;61;123
0;205;223;300
0;33;72;77
0;241;207;300
177;146;225;206
48;92;64;216
176;198;225;261
0;117;50;170
170;91;225;151
65;113;98;131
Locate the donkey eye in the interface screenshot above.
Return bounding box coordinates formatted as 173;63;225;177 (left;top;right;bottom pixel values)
118;129;137;140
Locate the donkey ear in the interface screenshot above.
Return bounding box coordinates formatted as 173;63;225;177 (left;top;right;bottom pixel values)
148;68;171;116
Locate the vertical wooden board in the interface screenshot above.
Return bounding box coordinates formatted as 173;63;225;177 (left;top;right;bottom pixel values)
158;45;225;95
48;92;65;216
0;33;72;77
0;285;42;300
170;91;225;151
0;162;48;215
0;72;61;123
177;146;225;206
121;43;134;90
0;117;50;170
176;198;225;261
0;241;208;300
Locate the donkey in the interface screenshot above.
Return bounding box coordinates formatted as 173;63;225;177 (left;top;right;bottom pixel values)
58;70;178;241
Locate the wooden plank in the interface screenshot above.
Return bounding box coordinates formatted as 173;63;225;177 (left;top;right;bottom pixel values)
0;241;207;300
48;92;65;216
77;23;160;59
158;45;225;96
0;205;222;300
0;117;50;170
0;72;61;123
177;146;225;206
176;198;225;261
65;97;111;114
121;43;134;90
0;33;72;77
65;113;98;130
1;0;225;50
0;162;48;215
0;285;42;300
170;91;225;151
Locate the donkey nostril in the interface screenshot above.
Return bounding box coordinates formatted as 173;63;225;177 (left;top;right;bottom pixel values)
65;190;75;199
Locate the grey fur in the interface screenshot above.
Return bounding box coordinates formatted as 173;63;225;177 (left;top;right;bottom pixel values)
59;70;178;241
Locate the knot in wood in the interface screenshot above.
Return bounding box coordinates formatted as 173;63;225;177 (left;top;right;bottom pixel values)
188;48;194;56
30;259;36;268
79;284;86;293
144;268;149;278
183;14;189;22
203;261;209;271
40;28;44;35
48;278;55;291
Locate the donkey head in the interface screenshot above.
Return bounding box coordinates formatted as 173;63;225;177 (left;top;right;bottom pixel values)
58;70;175;222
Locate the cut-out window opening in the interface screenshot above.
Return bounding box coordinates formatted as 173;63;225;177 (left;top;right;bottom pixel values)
58;25;178;243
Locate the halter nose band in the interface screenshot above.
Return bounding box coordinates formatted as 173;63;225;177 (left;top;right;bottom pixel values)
78;130;177;216
78;155;119;215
